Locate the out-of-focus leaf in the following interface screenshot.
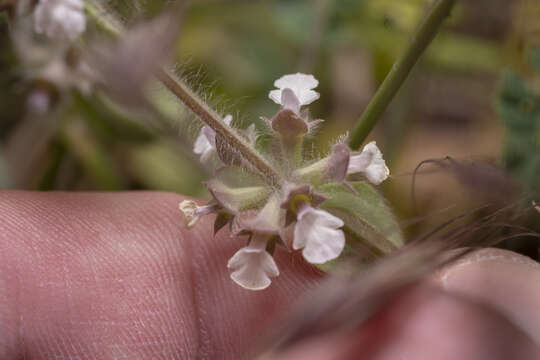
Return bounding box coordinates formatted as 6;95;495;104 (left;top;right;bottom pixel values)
0;149;11;188
60;120;124;190
214;212;232;235
214;165;267;188
273;1;312;45
74;91;155;142
366;0;431;31
37;139;66;191
497;71;540;197
498;72;539;131
319;181;404;257
333;21;502;73
0;12;26;138
127;141;206;196
530;48;540;73
206;179;271;213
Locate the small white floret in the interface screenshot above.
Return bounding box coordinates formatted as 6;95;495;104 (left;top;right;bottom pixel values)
227;235;279;290
348;141;390;185
179;200;218;228
269;73;320;111
33;0;86;41
193;114;232;163
179;200;200;228
293;205;345;264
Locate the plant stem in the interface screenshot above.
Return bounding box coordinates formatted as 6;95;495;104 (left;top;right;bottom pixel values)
348;0;456;150
155;69;282;185
84;1;283;186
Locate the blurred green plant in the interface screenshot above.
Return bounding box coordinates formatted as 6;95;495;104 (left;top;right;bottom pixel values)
497;0;540;201
498;71;540;199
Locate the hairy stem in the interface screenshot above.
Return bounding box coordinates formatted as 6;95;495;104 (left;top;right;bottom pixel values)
155;69;282;184
85;1;282;185
348;0;456;150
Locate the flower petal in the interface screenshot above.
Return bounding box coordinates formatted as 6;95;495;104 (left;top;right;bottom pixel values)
295;90;320;106
302;226;345;264
347;141;389;184
193;127;216;163
227;236;279;290
348;152;371;174
294;207;345;263
34;0;86;41
281;88;301;114
269;89;282;105
193;130;212;154
269;73;320;107
365;163;390;185
179;200;199;228
223;114;233;126
193;116;232;163
274;73;318;91
301;207;344;229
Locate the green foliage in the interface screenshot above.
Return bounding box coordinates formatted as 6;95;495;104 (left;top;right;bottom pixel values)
497;71;540;197
74;92;155;143
531;48;540;73
0;13;25;138
128;141;206;196
320;181;404;256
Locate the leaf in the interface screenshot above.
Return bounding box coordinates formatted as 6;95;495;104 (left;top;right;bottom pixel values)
60;120;124;190
497;71;540;196
214;165;267;188
530;47;540;74
214;212;232;235
74;91;155;143
206;179;271;213
319;181;404;257
497;72;540;132
127;141;206;196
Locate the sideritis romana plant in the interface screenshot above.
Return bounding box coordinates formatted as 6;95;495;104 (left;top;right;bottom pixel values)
180;73;403;290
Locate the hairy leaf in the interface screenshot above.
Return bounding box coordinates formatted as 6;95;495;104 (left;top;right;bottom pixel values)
319;181;404;257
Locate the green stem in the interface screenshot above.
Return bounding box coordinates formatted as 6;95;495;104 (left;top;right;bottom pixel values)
348;0;456;150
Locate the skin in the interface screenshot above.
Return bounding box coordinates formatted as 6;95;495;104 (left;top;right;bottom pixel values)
0;191;539;359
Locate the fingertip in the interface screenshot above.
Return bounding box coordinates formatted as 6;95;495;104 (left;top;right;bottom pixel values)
0;191;322;358
434;248;540;344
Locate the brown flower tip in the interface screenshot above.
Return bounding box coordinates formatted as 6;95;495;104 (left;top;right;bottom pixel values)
271;109;308;142
327;143;350;183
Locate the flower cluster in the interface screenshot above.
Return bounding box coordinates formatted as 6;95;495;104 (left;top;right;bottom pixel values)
33;0;86;42
180;73;391;290
15;0;90;114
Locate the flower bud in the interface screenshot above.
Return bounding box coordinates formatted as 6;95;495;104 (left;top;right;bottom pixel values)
206;180;271;213
179;200;219;228
293;143;350;185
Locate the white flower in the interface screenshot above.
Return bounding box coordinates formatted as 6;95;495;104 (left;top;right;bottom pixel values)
293;205;345;264
227;235;279;290
269;73;320;113
348;141;390;185
193;114;232;163
27;89;51;115
33;0;86;41
179;200;217;228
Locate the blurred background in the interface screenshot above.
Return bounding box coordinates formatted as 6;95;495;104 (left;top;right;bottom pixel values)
1;0;539;256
